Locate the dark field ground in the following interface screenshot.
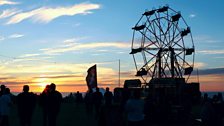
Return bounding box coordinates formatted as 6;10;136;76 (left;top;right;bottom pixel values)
9;103;98;126
8;102;203;126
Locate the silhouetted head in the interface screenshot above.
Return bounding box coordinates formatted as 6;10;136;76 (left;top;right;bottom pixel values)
5;88;10;94
217;92;223;100
204;93;208;98
44;85;50;93
106;87;110;92
50;83;56;91
96;87;99;92
1;84;6;91
88;88;93;93
23;85;29;92
133;90;141;99
124;84;128;89
213;94;218;101
77;91;80;94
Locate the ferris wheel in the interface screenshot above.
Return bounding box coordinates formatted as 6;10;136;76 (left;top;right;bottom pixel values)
130;6;195;84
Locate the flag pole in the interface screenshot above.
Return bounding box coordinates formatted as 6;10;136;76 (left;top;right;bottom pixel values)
197;68;199;83
118;59;120;87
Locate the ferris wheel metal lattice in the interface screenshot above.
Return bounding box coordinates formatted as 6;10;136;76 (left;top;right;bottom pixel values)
130;6;195;84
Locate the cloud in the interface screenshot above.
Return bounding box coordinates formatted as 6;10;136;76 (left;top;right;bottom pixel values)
194;35;221;43
8;33;24;38
62;37;86;44
191;67;224;75
0;36;5;41
0;9;20;19
189;14;196;18
214;56;224;59
6;2;101;24
194;62;206;68
32;74;82;79
0;0;19;5
199;68;224;75
19;53;40;58
0;33;24;42
198;50;224;54
41;41;129;55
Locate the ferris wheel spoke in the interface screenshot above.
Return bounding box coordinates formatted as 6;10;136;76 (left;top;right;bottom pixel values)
176;54;191;67
175;50;185;57
135;15;144;27
163;23;180;48
145;26;164;47
149;22;159;47
163;51;172;77
131;30;136;47
143;33;160;48
171;21;179;43
174;67;181;77
143;31;161;48
153;13;162;46
145;16;158;44
174;55;184;77
145;64;154;77
172;37;184;49
158;23;170;46
142;51;150;70
153;18;169;46
166;10;171;43
160;16;172;44
152;21;162;47
144;50;157;57
175;59;184;76
157;13;163;47
143;55;157;68
144;41;159;48
164;19;173;43
167;32;181;48
132;54;138;71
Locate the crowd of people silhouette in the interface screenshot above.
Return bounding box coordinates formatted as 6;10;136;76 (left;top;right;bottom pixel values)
0;84;224;126
0;83;62;126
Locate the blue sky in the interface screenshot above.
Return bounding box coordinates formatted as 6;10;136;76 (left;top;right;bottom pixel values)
0;0;224;92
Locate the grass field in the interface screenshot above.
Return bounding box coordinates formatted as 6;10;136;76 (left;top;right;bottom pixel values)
8;101;202;126
9;103;98;126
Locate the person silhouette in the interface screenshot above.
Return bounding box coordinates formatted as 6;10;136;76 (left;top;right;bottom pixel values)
125;90;144;126
47;83;62;126
212;93;223;126
121;85;130;110
0;84;6;97
93;87;103;119
0;88;12;126
104;87;113;108
17;85;36;126
84;89;94;115
75;91;83;107
39;85;50;126
200;93;214;126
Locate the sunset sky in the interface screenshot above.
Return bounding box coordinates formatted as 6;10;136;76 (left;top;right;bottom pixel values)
0;0;224;93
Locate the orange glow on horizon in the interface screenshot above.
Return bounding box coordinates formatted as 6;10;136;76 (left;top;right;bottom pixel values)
3;72;224;94
189;74;224;92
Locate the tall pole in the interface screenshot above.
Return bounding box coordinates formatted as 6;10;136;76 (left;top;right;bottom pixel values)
197;68;199;83
158;49;162;78
118;59;121;87
170;47;175;78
